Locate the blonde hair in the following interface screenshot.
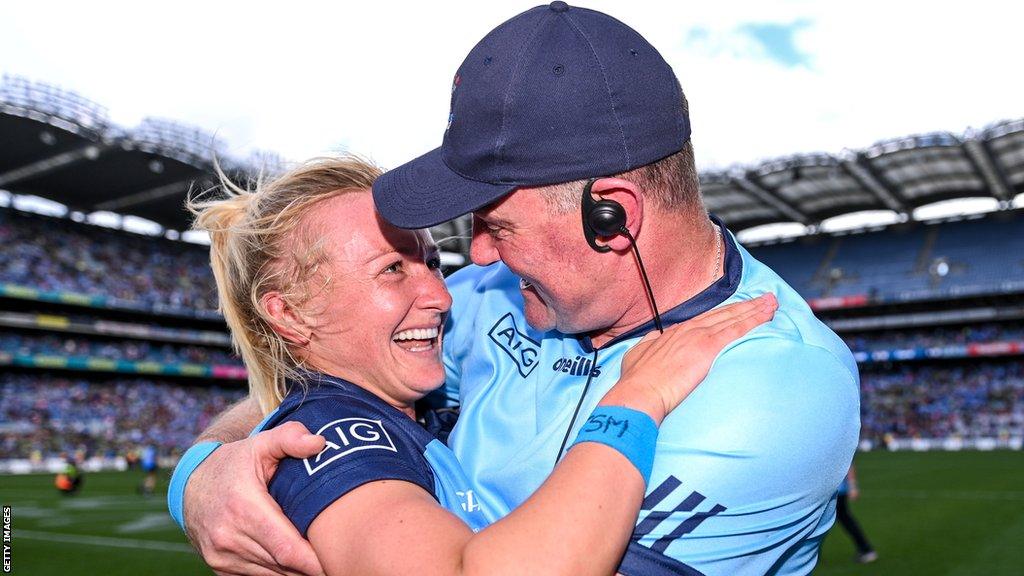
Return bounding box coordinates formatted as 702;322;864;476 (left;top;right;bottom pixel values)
190;155;383;414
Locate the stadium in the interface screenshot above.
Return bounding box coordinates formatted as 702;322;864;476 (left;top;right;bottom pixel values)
0;69;1021;576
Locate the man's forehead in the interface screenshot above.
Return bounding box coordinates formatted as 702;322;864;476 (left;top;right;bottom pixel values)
473;189;534;220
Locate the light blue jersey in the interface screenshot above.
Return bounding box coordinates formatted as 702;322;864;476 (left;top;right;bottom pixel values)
442;222;860;575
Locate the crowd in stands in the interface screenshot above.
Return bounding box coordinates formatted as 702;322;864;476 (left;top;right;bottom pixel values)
2;358;1021;462
747;212;1024;301
860;361;1024;443
0;375;245;460
0;331;239;365
844;323;1024;353
2;206;1024;462
0;208;217;312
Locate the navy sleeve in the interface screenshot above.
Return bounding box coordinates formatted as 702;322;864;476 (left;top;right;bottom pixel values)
268;396;436;536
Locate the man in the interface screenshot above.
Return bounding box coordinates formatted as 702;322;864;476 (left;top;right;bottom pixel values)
170;4;859;575
834;464;878;564
139;444;158;496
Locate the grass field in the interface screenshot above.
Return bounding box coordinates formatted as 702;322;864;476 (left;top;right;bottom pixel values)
1;451;1022;575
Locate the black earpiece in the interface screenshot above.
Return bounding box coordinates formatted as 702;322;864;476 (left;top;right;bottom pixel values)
581;178;627;252
578;177;663;334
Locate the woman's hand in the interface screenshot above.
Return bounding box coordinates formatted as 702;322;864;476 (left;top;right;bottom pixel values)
602;294;778;424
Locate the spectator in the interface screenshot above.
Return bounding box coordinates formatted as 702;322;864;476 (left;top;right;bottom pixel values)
0;374;245;460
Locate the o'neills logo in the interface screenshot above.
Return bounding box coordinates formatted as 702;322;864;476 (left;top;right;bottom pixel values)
552;355;601;377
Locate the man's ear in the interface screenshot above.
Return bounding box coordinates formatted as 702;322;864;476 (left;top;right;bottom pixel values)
260;291;311;346
586;177;643;252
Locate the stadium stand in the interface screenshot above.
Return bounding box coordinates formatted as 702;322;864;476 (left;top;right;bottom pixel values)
1;75;1023;474
860;362;1024;444
0;208;218;313
0;331;239;365
844;322;1024;353
0;374;244;461
744;212;1024;304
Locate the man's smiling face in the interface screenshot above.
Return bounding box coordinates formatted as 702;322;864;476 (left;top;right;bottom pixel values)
469;188;615;335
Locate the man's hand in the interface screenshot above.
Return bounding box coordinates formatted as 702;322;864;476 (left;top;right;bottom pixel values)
184;422;327;576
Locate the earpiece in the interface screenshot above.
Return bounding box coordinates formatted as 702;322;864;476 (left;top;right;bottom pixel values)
579;177;663;334
580;178;627;252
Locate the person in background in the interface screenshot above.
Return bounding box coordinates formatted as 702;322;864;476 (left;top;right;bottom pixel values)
140;444;158;496
55;453;83;495
836;463;878;564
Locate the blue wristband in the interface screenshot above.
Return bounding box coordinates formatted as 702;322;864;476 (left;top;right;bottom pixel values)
168;441;222;532
569;406;659;485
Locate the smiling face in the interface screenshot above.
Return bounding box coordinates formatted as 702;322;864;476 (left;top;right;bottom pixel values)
470;188;611;335
299;192;451;410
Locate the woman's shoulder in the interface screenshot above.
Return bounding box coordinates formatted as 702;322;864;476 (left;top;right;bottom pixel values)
266;379;440;537
273;379;433;450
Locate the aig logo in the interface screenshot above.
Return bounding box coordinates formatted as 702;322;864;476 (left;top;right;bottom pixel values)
488;313;540;378
304;418;397;475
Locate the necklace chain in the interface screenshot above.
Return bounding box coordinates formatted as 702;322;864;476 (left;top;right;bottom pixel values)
712;224;723;283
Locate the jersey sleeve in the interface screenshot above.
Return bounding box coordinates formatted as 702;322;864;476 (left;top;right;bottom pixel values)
268;397;435;536
624;337;860;575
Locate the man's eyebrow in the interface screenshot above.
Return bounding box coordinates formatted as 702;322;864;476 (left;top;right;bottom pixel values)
477;213;512;226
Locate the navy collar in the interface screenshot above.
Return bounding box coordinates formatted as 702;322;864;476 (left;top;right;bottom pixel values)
580;214;742;352
286;369;377;404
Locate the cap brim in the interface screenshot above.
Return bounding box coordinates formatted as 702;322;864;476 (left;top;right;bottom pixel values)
373;147;517;229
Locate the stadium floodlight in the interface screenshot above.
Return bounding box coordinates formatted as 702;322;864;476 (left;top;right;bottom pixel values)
0;75;111;139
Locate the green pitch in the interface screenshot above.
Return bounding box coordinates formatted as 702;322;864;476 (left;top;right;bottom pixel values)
0;469;207;575
1;451;1022;575
816;450;1024;576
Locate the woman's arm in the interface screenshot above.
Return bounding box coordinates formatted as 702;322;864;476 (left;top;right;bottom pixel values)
311;442;642;576
308;294;777;576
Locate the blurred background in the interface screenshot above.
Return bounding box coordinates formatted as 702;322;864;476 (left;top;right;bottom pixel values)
1;1;1022;575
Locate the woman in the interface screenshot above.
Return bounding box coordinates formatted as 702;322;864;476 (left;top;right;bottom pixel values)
191;154;776;575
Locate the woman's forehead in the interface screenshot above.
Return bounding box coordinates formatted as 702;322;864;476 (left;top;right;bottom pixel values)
312;194;434;262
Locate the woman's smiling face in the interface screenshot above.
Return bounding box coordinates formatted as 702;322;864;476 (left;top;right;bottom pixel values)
300;192;451;410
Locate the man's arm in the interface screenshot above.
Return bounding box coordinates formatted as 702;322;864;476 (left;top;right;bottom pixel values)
172;397;327;576
195;396;263;443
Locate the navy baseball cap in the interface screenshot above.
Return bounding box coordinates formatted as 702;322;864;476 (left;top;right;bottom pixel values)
373;2;691;229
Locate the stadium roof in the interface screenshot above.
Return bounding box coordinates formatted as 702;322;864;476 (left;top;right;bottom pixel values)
2;75;1022;234
0;76;275;231
703;120;1024;231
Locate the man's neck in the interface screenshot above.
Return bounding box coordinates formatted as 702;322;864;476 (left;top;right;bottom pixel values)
588;213;722;348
